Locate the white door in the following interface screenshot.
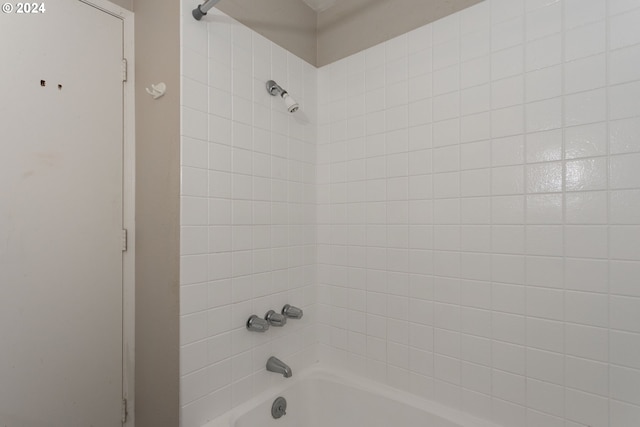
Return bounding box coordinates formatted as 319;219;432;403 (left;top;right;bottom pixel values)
0;1;125;425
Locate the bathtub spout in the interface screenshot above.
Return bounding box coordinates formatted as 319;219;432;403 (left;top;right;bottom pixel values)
266;356;292;378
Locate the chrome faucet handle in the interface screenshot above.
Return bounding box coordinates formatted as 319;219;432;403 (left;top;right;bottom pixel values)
281;304;303;319
247;315;270;332
265;310;287;327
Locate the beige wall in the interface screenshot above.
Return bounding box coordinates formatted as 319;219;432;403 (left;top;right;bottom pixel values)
133;0;181;425
108;0;132;11
316;0;483;65
216;0;317;65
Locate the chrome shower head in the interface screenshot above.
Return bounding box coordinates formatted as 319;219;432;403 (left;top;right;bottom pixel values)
266;80;299;114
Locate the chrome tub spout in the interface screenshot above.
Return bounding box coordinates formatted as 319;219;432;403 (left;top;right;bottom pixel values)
266;356;292;378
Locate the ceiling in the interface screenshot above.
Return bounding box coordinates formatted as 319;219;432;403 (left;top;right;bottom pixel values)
216;0;484;66
315;0;484;65
301;0;337;12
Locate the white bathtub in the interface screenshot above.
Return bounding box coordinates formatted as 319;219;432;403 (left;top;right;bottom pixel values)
203;365;502;427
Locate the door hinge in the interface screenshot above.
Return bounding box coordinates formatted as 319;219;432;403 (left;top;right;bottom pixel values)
122;58;128;82
121;398;128;424
121;229;128;252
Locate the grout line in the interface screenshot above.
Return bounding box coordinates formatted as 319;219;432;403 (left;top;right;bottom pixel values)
604;0;612;421
455;9;463;410
559;0;568;419
487;0;494;420
428;22;436;398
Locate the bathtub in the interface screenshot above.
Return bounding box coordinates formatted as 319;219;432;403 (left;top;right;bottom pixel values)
203;365;502;427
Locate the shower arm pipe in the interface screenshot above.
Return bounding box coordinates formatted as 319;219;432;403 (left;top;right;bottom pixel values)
192;0;221;20
266;80;287;97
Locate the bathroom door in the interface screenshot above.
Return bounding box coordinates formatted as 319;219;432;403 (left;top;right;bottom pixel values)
0;1;126;426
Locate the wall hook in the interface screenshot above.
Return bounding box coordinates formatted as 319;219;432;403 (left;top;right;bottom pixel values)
145;82;166;99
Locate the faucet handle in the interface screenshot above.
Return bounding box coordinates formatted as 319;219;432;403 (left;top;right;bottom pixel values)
247;315;270;332
281;304;303;319
265;310;287;327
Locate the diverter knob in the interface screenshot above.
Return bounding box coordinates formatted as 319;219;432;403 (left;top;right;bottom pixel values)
265;310;287;327
282;304;303;319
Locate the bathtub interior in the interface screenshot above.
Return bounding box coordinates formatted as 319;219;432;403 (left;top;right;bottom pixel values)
233;374;472;427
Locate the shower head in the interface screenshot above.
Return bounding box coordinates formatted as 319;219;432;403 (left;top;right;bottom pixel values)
266;80;299;114
282;93;299;114
192;0;222;20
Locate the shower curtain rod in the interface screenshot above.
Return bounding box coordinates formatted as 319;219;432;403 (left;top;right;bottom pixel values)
192;0;221;20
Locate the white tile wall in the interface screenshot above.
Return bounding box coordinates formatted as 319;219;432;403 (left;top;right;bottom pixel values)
317;1;640;427
180;3;318;426
180;0;640;426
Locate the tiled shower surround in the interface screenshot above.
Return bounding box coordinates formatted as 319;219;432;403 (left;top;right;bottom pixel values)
180;1;640;426
179;3;318;426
